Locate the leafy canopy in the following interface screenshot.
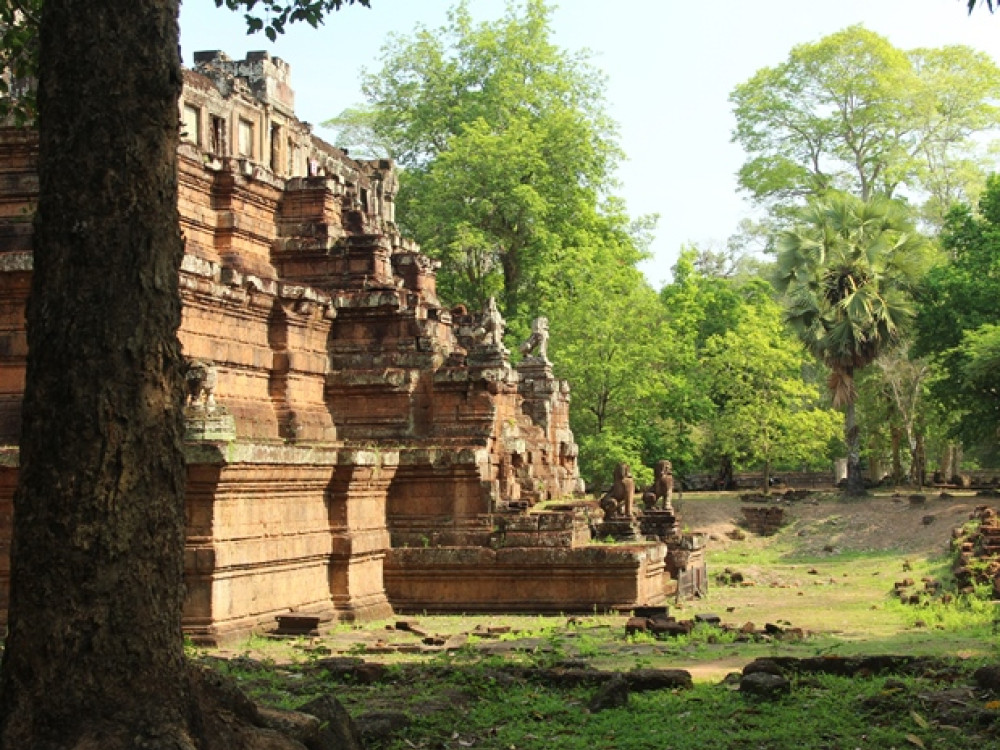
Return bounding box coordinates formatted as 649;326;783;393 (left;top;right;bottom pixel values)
701;298;841;482
772;191;935;494
730;25;1000;228
325;0;625;323
214;0;370;41
914;175;1000;458
0;0;40;123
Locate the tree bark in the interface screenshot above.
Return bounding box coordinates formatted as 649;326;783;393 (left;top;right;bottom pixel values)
891;426;903;486
910;433;926;489
844;397;865;496
937;443;955;483
0;1;192;747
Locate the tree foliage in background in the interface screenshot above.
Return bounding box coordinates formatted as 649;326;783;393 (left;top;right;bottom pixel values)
951;323;1000;454
773;192;936;494
547;221;664;490
731;25;1000;229
325;0;625;325
701;298;841;491
654;248;781;480
874;344;933;484
915;175;1000;461
0;0;40;123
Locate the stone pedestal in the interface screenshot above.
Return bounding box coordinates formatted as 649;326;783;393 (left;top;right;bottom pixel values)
182;443;396;644
640;508;680;543
597;517;642;542
184;406;237;442
668;534;708;600
516;358;555;430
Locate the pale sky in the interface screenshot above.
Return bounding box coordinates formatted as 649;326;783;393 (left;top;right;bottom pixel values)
179;0;999;288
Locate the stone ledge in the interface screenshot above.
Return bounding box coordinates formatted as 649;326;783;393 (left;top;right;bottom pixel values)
0;446;17;468
0;252;32;273
183;441;403;469
184;441;340;466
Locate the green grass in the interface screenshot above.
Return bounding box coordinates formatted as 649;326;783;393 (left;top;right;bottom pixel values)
200;654;1000;750
192;492;1000;747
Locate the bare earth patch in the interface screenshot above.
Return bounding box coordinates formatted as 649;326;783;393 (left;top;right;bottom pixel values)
676;490;980;557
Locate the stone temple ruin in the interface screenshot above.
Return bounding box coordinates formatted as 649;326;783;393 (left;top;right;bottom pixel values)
0;52;698;642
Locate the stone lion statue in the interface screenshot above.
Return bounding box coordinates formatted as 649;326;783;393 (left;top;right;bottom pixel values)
652;459;674;510
519;316;549;361
599;462;635;519
474;296;506;349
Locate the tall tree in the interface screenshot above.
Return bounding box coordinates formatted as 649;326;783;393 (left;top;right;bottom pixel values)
0;4;189;745
551;261;664;489
773;191;936;495
951;323;1000;456
325;0;623;325
655;247;771;480
730;26;1000;228
915;175;1000;460
0;1;366;747
873;344;933;485
701;299;840;492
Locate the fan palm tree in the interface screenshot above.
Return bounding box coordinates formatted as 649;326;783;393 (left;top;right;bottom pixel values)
773;191;936;495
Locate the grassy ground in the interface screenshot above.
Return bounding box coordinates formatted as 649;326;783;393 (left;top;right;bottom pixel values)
195;490;1000;749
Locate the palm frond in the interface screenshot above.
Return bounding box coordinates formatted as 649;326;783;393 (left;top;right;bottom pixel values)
774;190;932;395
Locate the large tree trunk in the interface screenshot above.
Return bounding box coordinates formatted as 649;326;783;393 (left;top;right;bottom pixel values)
0;1;192;747
844;398;865;496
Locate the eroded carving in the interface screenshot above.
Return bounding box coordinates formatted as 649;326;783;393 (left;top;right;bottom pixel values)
474;296;506;351
644;459;674;511
185;358;218;410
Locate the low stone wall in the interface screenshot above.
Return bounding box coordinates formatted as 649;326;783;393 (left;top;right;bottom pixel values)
685;470;834;490
742;506;786;536
384;543;671;613
491;511;592;548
